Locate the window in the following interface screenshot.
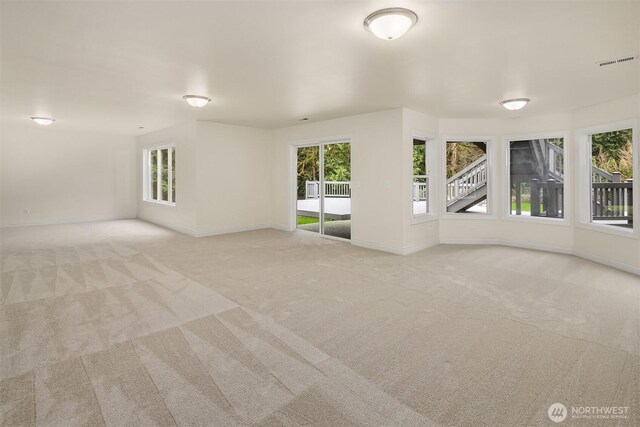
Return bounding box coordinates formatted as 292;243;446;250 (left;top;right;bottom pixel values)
145;145;175;204
412;139;429;215
445;141;488;214
509;138;564;219
589;129;633;228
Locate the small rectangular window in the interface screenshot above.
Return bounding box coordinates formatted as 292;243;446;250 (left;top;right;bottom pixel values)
509;138;564;219
145;144;175;205
412;139;429;215
590;129;633;228
446;141;488;214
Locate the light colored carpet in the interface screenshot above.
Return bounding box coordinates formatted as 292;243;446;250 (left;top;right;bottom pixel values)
1;219;639;426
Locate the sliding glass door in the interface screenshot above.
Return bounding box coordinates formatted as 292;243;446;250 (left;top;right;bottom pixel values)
323;142;351;239
296;146;321;234
296;141;351;240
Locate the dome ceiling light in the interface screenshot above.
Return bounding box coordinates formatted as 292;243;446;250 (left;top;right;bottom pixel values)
182;95;211;108
30;117;55;125
500;98;530;111
364;8;418;40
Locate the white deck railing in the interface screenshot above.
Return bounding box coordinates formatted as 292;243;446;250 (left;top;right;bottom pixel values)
446;155;487;205
305;181;351;199
413;180;428;202
592;181;633;220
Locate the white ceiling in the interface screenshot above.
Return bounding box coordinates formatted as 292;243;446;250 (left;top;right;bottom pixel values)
2;1;639;135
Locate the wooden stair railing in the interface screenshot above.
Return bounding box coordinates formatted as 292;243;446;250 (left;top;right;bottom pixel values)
446;155;487;207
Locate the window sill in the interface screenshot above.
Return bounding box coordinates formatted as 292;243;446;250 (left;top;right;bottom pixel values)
575;222;637;239
503;214;571;227
143;199;176;207
441;213;497;220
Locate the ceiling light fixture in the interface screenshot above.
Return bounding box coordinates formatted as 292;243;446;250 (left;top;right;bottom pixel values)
364;8;418;40
500;98;530;111
30;117;55;126
182;95;211;108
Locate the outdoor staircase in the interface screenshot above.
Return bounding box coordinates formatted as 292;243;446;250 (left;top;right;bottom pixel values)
446;155;487;213
444;138;632;223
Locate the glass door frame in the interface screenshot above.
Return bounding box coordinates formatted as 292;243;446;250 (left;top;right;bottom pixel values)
290;137;351;239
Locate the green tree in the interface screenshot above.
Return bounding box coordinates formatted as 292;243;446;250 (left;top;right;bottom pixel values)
413;142;426;175
296;144;350;199
592;129;633;181
446;142;485;179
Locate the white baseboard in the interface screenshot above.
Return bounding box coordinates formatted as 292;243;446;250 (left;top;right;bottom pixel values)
440;238;573;255
438;238;500;246
351;239;404;255
193;224;273;238
400;239;440;255
135;218;199;237
573;250;640;276
440;238;639;276
0;215;136;228
270;224;292;232
137;217;275;239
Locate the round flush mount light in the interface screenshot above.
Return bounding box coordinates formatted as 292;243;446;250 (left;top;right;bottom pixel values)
182;95;211;108
364;8;418;40
500;98;530;111
30;117;55;126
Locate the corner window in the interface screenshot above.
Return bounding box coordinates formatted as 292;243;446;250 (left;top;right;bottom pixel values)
589;129;633;228
445;141;489;214
145;145;175;205
412;139;429;215
509;138;565;219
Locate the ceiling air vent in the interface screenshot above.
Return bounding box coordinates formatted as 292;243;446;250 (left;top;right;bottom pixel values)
596;55;638;68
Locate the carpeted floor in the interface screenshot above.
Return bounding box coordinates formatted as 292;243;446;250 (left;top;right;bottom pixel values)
1;219;639;426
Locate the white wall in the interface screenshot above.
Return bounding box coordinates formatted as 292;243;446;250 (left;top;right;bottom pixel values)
437;95;640;274
272;109;408;253
438;112;575;252
270;101;638;273
195;121;272;235
402;108;440;253
1;122;136;226
136;120;272;237
7;97;633;274
571;95;640;272
137;122;199;234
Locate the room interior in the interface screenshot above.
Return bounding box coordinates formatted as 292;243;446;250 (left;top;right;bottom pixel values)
1;1;639;426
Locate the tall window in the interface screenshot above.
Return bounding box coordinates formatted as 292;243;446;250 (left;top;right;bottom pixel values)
412;139;429;215
509;138;564;218
445;141;488;214
590;129;633;228
145;145;175;204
